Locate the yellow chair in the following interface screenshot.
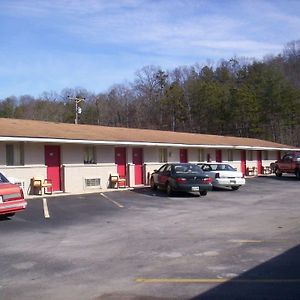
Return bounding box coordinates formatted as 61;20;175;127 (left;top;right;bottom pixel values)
110;174;126;188
32;177;53;195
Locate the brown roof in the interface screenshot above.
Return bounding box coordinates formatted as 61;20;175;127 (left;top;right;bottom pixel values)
0;118;296;149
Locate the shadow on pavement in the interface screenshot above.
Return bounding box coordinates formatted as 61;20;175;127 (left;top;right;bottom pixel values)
258;175;299;181
190;244;300;300
131;187;202;198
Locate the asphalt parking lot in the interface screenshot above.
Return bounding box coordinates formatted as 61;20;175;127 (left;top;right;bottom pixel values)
1;175;300;300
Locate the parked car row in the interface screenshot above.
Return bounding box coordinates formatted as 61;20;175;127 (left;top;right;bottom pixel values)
9;153;296;216
150;162;246;197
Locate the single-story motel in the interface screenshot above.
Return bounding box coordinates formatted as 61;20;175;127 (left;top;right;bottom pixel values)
0;118;299;196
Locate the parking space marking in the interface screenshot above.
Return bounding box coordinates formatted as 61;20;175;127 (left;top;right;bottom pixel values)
230;239;262;243
135;278;300;284
42;198;50;218
100;193;124;208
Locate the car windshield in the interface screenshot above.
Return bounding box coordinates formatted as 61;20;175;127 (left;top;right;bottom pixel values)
174;164;202;174
203;164;236;171
0;172;9;183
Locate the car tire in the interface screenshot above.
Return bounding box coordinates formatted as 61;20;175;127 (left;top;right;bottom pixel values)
150;177;157;190
296;169;300;180
200;191;207;196
166;183;173;197
4;213;15;218
231;186;240;191
275;168;282;177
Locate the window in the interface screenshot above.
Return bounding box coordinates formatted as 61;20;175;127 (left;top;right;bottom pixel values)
263;151;269;160
247;151;253;161
227;150;233;161
84;146;96;164
158;164;167;173
174;164;201;174
198;149;205;162
159;148;168;163
6;143;24;166
283;154;293;162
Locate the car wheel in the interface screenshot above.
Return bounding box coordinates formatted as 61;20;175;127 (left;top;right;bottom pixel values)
231;186;240;191
4;213;15;217
150;177;157;190
200;191;207;196
166;183;173;196
275;168;282;177
296;169;300;180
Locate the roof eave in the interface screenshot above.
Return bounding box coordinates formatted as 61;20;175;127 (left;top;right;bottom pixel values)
1;136;299;151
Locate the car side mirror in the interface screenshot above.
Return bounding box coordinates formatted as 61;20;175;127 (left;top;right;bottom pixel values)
153;169;158;173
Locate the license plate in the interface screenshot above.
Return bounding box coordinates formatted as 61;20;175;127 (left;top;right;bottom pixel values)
230;180;236;184
192;186;199;191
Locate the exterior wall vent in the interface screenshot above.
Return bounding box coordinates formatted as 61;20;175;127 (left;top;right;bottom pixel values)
84;178;101;189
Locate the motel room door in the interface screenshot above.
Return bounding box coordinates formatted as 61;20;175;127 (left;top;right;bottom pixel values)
115;147;127;179
240;150;246;176
133;148;143;185
216;149;222;162
180;149;188;163
45;145;61;191
257;150;262;175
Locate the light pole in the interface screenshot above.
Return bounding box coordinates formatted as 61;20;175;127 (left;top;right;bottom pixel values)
68;96;85;124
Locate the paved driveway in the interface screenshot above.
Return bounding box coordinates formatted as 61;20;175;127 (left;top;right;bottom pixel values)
1;176;300;300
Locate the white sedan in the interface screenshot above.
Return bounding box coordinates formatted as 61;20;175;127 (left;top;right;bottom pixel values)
199;163;245;190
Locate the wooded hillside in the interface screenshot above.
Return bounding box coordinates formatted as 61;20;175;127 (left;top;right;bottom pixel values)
1;41;300;146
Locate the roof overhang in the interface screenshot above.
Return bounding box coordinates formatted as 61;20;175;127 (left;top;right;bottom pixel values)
1;136;299;151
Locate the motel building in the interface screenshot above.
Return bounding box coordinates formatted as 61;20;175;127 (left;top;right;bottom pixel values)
0;118;298;197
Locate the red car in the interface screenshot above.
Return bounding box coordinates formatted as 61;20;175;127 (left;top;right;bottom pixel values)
0;172;27;218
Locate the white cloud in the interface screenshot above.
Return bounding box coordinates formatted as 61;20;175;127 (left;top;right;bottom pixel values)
0;0;299;97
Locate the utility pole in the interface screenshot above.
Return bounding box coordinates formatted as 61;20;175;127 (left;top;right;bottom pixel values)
68;96;85;124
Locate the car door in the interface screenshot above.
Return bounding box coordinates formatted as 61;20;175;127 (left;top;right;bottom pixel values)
152;165;166;187
281;154;293;172
157;164;171;187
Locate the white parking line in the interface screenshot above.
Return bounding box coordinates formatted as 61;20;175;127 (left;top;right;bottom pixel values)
43;198;50;218
100;193;124;208
230;239;262;243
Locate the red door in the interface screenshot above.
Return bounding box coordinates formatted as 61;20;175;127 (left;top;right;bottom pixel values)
133;148;143;185
240;150;246;176
207;153;211;162
257;150;262;175
180;149;188;163
45;145;61;191
115;147;127;179
216;150;222;162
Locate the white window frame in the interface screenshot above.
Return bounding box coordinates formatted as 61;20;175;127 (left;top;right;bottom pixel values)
198;149;205;162
263;150;269;160
6;143;24;166
247;150;253;161
227;149;233;161
159;148;168;163
84;146;97;164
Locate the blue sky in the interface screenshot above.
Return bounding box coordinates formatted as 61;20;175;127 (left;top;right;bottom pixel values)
0;0;299;98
